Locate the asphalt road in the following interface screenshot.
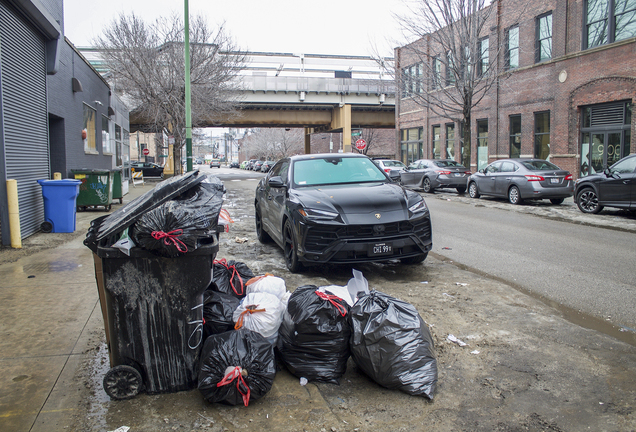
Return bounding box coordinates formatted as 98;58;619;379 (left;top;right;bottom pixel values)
425;194;636;333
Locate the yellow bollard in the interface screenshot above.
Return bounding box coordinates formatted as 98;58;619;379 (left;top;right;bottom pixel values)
6;179;22;248
53;172;61;180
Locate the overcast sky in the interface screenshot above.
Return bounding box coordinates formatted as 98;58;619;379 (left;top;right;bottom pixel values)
63;0;412;57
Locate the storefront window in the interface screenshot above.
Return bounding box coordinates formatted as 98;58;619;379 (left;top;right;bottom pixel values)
433;126;441;159
534;112;550;160
400;127;423;165
510;115;521;158
446;123;455;160
102;115;112;154
477;120;488;171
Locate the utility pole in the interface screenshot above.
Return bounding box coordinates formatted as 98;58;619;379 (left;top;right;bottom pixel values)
184;0;193;172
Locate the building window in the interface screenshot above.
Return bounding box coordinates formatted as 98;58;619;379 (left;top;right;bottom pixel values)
115;124;122;166
432;125;441;159
446;51;456;86
536;13;553;63
534;112;551;160
585;0;636;48
580;101;632;176
83;103;97;153
506;26;520;70
479;38;489;76
401;63;422;98
432;56;442;89
446;123;455;159
101;115;112;154
477;120;488;171
615;0;636;41
510;115;522;157
400;127;423;165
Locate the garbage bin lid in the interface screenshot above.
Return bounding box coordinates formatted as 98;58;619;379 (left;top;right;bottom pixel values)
37;179;82;186
87;170;205;246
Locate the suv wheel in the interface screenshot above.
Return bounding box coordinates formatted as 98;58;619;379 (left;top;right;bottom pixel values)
576;188;604;214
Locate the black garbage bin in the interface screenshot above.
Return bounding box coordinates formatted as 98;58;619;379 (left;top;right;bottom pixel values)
95;239;218;399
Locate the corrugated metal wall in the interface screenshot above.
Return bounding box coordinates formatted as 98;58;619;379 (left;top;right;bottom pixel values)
1;2;50;238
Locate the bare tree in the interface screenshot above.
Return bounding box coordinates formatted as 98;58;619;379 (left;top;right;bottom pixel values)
242;128;304;160
392;0;508;167
95;13;246;173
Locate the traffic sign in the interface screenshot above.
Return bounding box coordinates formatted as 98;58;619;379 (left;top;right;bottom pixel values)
355;139;367;150
143;148;150;156
351;129;362;137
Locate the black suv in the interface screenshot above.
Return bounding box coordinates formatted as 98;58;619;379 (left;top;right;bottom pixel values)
575;154;636;214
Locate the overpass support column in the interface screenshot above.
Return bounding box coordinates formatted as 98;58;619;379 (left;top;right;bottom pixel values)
304;127;312;154
332;104;352;153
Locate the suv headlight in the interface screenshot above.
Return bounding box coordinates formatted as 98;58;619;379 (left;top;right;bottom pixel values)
409;199;428;214
298;208;339;220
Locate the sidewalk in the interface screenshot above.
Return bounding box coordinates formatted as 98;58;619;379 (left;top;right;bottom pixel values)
0;181;155;432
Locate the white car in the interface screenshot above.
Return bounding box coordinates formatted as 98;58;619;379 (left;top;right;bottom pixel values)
372;159;408;182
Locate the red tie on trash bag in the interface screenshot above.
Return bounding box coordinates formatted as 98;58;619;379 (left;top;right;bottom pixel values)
234;305;267;330
151;229;188;253
315;290;348;317
216;366;250;406
215;258;245;296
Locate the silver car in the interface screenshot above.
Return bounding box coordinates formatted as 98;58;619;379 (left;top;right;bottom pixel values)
401;159;472;193
467;159;574;205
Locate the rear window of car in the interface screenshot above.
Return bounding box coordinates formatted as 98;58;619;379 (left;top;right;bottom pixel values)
382;160;406;168
293;157;386;186
434;160;464;168
522;160;560;170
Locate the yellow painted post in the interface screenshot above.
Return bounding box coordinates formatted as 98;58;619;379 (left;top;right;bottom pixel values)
342;104;352;153
53;172;61;180
6;179;22;248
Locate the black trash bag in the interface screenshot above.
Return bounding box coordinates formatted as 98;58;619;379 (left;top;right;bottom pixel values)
210;259;254;298
349;290;438;399
131;179;224;257
198;329;276;406
203;290;241;339
277;285;351;384
84;170;205;252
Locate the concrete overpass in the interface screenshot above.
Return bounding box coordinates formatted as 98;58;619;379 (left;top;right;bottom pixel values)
130;52;396;153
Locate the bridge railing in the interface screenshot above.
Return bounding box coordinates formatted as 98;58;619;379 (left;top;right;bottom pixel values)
241;75;396;96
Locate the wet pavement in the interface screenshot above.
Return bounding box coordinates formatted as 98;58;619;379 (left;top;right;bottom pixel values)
0;174;635;432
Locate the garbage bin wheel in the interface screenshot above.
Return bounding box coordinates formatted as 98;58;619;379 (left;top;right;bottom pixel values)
103;365;144;400
105;204;112;211
40;221;53;233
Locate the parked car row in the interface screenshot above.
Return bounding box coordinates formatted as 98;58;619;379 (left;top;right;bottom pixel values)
239;159;276;172
396;154;635;215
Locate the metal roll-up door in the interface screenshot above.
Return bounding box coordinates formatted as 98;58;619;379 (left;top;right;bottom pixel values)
1;2;50;238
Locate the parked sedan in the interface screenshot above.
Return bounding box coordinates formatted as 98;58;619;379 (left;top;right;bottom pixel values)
254;153;433;272
260;160;275;172
574;154;636;214
467;159;573;205
131;162;164;178
253;160;264;171
402;159;472;193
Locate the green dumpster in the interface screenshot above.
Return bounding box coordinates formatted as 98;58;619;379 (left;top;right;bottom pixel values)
112;168;123;204
72;169;114;211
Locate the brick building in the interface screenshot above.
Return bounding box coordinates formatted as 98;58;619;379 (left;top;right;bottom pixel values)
395;0;635;178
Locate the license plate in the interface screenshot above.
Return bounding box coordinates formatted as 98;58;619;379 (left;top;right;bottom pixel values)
454;173;462;177
550;178;560;184
370;242;393;256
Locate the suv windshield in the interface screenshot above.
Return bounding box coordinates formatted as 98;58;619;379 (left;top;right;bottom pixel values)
293;157;386;186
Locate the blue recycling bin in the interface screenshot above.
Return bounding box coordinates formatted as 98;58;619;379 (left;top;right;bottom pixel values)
37;179;82;233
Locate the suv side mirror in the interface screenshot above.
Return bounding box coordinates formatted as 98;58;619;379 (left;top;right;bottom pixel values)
268;176;286;188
